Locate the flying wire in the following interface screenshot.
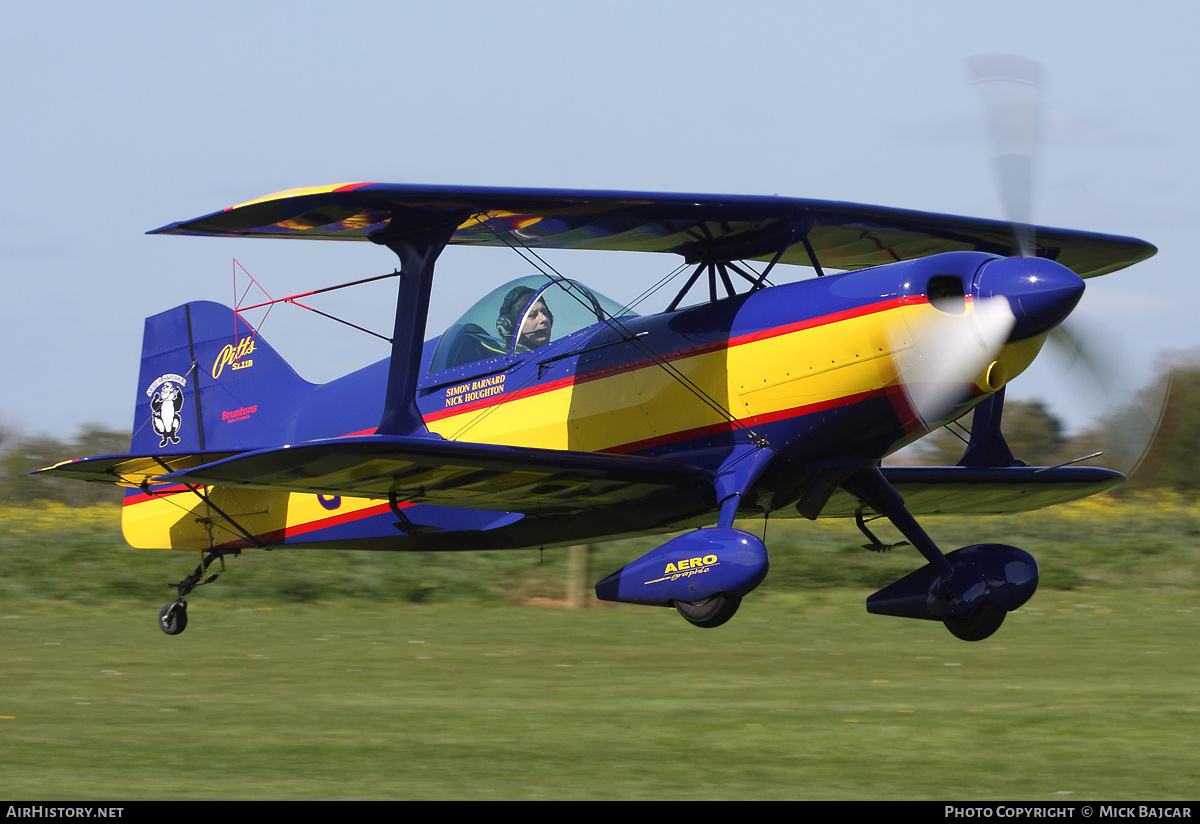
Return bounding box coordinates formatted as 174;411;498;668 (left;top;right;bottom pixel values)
431;225;687;442
471;215;771;447
232;260;400;344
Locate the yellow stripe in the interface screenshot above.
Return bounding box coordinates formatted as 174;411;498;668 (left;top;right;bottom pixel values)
430;301;926;451
122;488;385;551
227;183;366;210
430;299;1041;453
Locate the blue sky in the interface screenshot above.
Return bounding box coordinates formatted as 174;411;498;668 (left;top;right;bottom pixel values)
3;1;1196;441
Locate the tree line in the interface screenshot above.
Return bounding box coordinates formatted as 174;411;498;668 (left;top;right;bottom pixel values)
0;423;128;505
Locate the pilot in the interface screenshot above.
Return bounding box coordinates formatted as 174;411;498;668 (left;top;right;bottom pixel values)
497;286;554;352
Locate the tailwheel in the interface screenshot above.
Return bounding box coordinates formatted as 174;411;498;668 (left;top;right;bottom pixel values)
158;549;236;637
943;602;1006;642
674;593;741;628
159;601;188;636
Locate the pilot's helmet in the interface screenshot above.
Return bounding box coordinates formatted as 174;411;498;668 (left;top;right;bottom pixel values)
496;285;538;342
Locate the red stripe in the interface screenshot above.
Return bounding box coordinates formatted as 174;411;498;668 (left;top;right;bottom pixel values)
123;484;193;506
598;388;889;454
726;294;929;347
215;501;397;549
423;295;924;423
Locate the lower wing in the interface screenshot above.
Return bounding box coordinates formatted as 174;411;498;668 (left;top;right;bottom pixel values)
821;465;1124;517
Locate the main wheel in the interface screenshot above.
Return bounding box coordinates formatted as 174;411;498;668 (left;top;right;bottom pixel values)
159;602;188;636
943;602;1005;642
674;593;741;628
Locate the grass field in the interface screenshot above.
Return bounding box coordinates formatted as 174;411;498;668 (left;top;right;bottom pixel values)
2;498;1199;799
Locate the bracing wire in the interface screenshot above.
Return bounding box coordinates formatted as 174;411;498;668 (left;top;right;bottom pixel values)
470;215;771;447
232;260;400;344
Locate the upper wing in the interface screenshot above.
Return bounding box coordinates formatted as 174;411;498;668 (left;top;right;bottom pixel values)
156;434;715;517
148;183;1155;278
819;465;1125;517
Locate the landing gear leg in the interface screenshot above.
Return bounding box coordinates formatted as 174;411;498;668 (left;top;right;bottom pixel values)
158;550;234;636
845;468;1037;642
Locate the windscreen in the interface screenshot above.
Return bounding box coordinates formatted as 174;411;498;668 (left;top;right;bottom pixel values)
429;276;636;373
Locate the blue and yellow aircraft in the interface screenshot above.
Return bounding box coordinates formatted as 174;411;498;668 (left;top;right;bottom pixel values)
39;183;1155;640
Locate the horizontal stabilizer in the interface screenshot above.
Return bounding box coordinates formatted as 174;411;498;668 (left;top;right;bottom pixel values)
159;435;715;516
35;451;241;487
822;465;1125;517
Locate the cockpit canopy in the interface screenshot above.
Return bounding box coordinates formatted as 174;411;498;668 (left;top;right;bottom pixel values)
429;276;636;373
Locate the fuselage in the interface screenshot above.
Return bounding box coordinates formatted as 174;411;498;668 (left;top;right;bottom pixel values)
121;251;1055;552
415;252;1040;469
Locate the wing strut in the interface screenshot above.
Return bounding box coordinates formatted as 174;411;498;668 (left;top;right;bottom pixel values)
371;215;468;436
664;217;813;310
956;388;1021;468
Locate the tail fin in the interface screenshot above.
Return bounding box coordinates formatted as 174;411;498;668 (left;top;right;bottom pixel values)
132;301;312;454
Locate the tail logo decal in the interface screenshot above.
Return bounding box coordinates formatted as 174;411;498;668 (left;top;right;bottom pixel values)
146;373;187;447
221;405;258;423
212;338;256;379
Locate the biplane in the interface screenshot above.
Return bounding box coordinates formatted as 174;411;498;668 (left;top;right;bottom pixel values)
38;182;1155;640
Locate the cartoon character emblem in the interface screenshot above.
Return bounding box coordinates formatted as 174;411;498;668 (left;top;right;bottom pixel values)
146;374;188;448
